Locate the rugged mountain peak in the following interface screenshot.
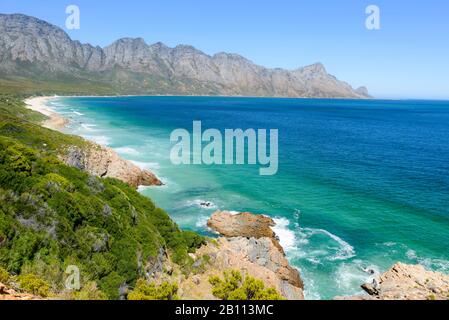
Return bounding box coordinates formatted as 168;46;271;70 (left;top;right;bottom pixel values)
150;41;169;49
112;37;147;46
0;13;370;98
356;86;370;97
173;44;208;56
296;62;327;75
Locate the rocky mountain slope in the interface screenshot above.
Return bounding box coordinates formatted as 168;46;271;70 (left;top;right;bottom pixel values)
0;13;369;98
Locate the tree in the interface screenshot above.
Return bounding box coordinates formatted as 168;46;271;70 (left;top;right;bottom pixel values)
209;270;284;300
127;279;179;300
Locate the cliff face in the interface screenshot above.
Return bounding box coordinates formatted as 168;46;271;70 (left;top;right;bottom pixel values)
62;144;162;188
178;211;304;300
0;14;370;98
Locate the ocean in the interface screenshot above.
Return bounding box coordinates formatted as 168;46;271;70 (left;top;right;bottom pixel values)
46;96;449;300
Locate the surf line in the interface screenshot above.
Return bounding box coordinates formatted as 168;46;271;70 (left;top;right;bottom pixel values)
170;121;278;176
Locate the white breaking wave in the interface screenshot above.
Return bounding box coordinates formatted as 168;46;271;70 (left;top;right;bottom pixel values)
130;160;160;170
185;199;217;210
80;123;97;132
82;135;111;146
195;215;210;228
304;228;356;261
406;249;449;273
115;147;140;156
72;111;85;116
335;260;380;294
272;217;297;252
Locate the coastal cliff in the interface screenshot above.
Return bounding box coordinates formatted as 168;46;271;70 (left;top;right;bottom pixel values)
24;97;162;189
61;144;162;188
177;211;304;300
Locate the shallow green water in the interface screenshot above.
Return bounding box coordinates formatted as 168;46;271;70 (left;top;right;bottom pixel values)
49;96;449;299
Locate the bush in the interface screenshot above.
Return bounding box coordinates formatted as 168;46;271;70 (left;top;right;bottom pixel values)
17;273;51;297
62;282;107;300
128;279;179;300
0;265;9;283
0;95;206;299
209;270;284;301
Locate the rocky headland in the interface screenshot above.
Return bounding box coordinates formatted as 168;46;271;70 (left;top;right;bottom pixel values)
62;144;163;188
25;97;163;189
177;211;304;300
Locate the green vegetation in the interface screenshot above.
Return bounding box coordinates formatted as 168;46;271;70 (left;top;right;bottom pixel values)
0;265;9;283
16;273;51;297
209;270;284;300
0;94;205;299
128;279;179;300
61;281;107;300
0;72;222;97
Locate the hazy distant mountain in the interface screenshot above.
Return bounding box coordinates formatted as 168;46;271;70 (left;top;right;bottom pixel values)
0;14;370;98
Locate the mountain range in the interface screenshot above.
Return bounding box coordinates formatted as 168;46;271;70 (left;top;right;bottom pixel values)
0;13;369;98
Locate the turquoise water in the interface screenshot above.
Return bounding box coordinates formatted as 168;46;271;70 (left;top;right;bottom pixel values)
48;96;449;300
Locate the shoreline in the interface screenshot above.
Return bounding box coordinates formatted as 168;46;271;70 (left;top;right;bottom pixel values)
25;96;69;131
19;95;449;300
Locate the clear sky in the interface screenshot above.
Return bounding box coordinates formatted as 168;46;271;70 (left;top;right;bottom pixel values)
1;0;449;99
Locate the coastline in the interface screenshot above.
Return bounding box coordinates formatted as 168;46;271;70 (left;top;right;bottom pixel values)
23;95;163;188
25;96;69;131
18;94;449;300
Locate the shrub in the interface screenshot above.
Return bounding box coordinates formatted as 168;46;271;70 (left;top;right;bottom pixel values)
0;265;9;283
128;279;179;300
209;270;284;301
17;273;51;297
64;282;107;300
0;95;205;299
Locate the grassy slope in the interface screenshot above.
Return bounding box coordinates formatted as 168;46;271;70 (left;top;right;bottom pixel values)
0;68;224;96
0;94;204;299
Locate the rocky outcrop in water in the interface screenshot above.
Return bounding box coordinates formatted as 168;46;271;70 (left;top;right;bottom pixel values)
0;14;370;98
179;211;304;300
337;263;449;300
208;211;285;253
62;144;162;188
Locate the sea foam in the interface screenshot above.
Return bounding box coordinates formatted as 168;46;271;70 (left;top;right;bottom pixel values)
82;135;111;146
115;147;140;156
272;217;297;252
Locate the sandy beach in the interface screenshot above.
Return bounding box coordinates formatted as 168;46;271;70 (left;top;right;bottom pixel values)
25;96;69;131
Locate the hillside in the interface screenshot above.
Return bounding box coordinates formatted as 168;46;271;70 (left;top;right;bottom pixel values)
0;94;204;299
0;14;369;98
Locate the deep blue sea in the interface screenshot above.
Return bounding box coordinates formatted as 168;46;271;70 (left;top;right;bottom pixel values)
47;96;449;299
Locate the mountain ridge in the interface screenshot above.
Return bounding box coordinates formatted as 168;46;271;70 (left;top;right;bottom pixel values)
0;13;370;98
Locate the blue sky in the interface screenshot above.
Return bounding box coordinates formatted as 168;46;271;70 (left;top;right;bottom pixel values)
1;0;449;99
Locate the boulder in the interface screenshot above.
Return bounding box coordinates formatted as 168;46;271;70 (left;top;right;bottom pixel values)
207;211;284;253
62;144;163;189
338;262;449;300
177;211;305;300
